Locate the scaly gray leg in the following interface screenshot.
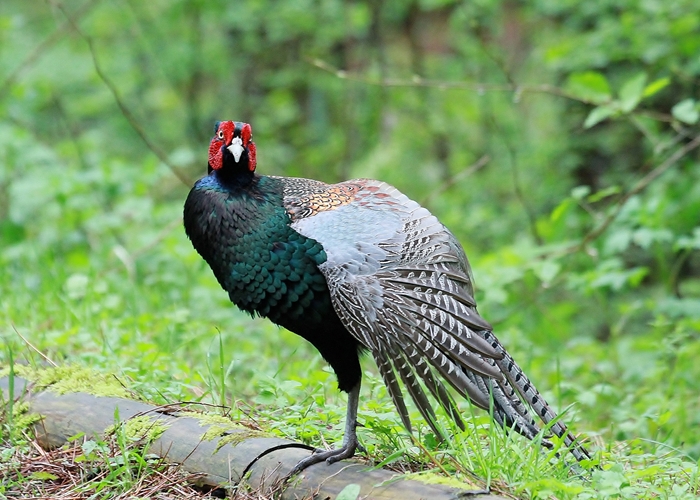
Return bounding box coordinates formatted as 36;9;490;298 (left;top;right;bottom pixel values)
289;382;362;475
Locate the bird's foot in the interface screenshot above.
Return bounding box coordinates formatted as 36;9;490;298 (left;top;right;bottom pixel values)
288;439;362;476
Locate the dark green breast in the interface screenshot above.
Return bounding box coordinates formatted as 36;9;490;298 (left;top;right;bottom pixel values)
183;174;332;327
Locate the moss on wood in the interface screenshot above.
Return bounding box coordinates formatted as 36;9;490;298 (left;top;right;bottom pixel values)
1;365;130;399
106;415;170;442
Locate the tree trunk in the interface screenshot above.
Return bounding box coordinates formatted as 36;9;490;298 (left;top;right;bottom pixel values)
0;374;505;499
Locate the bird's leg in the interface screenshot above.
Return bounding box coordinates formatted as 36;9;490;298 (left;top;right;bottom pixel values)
289;382;363;475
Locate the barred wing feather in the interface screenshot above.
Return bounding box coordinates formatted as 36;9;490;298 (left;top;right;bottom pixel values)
289;180;589;461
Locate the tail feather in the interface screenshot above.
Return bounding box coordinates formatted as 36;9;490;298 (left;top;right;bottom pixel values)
388;345;444;438
373;312;458;438
325;256;591;462
479;330;592;461
399;342;465;431
389;306;492;409
390;274;591;462
388;283;502;358
381;285;503;378
372;342;412;433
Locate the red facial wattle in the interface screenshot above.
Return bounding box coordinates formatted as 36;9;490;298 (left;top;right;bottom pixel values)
247;141;257;172
208;137;224;171
208;121;256;172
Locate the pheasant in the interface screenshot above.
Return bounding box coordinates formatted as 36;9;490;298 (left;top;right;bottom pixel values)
183;120;591;473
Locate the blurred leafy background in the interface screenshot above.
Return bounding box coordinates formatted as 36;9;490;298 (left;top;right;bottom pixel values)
1;0;699;497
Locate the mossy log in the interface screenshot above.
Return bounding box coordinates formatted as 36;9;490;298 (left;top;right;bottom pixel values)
0;374;505;499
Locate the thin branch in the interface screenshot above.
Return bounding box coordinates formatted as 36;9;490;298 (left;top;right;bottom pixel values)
131;215;184;261
308;58;680;132
488;114;543;246
11;323;58;367
307;58;597;105
99;215;183;279
420;155;490;206
52;93;90;171
473;27;518;89
509;148;543;245
556;132;700;257
55;4;193;186
669;248;691;299
0;0;101;101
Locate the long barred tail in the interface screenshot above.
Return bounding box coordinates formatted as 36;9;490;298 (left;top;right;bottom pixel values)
480;330;592;462
334;263;593;463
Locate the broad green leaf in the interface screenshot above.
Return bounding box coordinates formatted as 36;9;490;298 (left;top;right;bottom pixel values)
571;185;591;200
656;297;700;319
629;464;665;479
566;71;612;104
65;274;89;300
533;260;561;284
605;229;632;254
642;77;670;98
0;220;26;244
336;483;361;500
671;98;699;124
619;73;647;112
632;228;673;249
675;228;700;250
584;105;616;128
373;449;409;468
590;266;648;291
657;410;672;426
550;198;573;222
588;185;620;202
67;432;86;442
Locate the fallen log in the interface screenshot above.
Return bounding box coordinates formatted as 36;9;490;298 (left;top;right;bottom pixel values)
0;373;505;499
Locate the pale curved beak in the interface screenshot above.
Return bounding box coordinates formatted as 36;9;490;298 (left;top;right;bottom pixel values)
227;137;244;162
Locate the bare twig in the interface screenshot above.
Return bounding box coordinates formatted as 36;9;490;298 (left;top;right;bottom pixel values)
556;132;700;257
130;215;184;262
4;436;209;499
308;58;675;128
487;114;544;246
669;248;692;298
10;323;58;367
0;0;101;100
52;93;91;171
307;58;597;105
55;4;193;187
421;155;490;206
509;150;543;245
100;214;183;279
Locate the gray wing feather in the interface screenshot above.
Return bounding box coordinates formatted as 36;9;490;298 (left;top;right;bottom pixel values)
291;179;590;462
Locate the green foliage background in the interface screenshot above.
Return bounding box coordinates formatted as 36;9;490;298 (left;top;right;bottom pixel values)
1;0;699;497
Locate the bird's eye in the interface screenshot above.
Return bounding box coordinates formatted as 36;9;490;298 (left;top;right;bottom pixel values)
217;130;224;140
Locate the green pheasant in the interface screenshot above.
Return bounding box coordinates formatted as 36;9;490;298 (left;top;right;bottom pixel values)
184;120;591;473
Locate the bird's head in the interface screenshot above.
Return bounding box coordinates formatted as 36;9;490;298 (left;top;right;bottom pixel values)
208;121;257;174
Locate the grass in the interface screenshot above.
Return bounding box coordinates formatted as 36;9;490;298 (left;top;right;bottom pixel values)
1;428;213;498
1;159;699;499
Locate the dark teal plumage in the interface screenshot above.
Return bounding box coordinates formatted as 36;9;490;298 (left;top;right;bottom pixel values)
184;173;364;394
186;176;324;318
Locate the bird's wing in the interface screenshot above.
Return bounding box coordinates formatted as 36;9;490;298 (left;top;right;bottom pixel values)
280;178;554;442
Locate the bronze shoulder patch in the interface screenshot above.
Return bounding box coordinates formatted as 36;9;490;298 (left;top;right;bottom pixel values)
283;180;362;220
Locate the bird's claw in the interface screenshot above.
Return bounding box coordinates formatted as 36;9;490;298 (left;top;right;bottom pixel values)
288;440;361;477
